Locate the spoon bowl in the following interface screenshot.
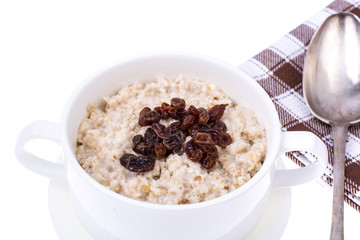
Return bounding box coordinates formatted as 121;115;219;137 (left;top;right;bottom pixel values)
303;12;360;240
304;13;360;125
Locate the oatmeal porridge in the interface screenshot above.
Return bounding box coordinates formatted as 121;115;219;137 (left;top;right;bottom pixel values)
76;76;267;204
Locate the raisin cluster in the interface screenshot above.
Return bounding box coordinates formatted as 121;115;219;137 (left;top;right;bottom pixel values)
120;98;232;172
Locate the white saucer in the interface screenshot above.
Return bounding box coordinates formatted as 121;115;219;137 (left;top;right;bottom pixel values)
48;161;292;240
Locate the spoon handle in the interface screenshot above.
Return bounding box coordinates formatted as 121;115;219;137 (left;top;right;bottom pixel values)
330;125;348;240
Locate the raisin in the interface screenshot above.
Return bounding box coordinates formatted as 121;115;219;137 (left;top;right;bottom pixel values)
173;145;185;156
167;121;181;134
199;147;219;169
120;154;155;172
211;120;227;132
187;105;199;117
198;107;210;124
161;102;171;111
188;126;198;137
174;108;187;119
138;107;161;126
166;107;178;119
154;143;167;160
163;130;186;149
152;122;168;139
167;108;186;120
181;129;190;137
188;124;211;137
181;114;196;130
120;153;137;168
208;104;228;122
209;130;221;145
154;106;169;119
132;135;144;146
199;124;211;131
145;110;161;125
133;142;153;156
144;128;160;146
138;107;152;126
219;132;232;148
161;101;186;120
185;139;203;162
175;130;187;142
171;97;186;110
193;132;215;146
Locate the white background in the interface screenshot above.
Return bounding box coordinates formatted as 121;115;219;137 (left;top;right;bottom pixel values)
2;0;360;239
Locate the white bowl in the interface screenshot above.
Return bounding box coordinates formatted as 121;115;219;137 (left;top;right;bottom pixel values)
16;52;328;240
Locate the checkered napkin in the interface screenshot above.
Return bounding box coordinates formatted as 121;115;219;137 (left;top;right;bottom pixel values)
239;0;360;212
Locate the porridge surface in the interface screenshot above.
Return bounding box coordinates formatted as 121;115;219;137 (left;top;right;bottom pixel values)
76;76;267;204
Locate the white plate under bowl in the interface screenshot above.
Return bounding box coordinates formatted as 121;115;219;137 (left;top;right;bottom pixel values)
48;159;291;240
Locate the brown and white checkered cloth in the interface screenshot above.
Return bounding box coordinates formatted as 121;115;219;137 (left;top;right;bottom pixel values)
239;0;360;212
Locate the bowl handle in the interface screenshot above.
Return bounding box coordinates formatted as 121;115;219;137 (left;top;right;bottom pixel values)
15;120;65;180
272;131;328;188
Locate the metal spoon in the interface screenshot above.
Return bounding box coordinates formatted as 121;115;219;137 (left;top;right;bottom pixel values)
303;12;360;240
